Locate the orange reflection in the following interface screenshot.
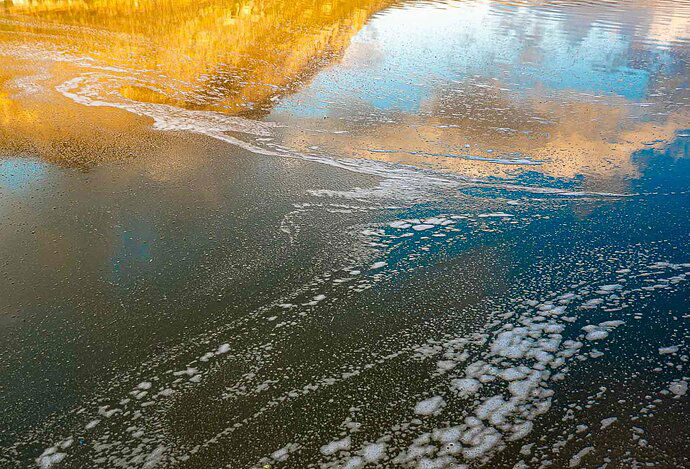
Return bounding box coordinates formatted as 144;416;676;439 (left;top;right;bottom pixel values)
0;0;686;187
0;0;397;116
0;0;399;166
278;89;688;190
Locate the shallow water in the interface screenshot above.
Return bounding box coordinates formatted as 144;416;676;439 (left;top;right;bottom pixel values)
0;0;689;468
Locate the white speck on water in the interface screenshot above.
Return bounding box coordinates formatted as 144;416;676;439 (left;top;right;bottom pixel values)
581;298;603;309
361;442;387;462
36;448;66;468
600;417;618;429
85;419;100;430
389;221;412;229
475;395;506;420
581;326;609;341
659;346;679;354
173;367;198;377
669;380;688;396
499;368;526;381
599;320;624;328
586;330;608;340
569;446;594;467
596;284;622;293
142;445;166;469
478;212;513;218
436;360;456;372
270;445;290;462
509;421;533;441
137;381;152;390
452;378;481;397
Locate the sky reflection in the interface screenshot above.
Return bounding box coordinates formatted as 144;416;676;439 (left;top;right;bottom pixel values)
0;0;688;188
275;0;661;116
0;159;46;191
271;0;689;185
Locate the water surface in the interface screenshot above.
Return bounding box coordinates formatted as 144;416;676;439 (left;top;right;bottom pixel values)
0;0;689;468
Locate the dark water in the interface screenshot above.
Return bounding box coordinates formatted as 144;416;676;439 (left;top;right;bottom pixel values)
0;0;689;468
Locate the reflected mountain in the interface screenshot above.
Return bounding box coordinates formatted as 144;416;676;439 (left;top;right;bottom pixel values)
0;0;399;165
0;0;398;115
271;0;690;187
0;0;688;190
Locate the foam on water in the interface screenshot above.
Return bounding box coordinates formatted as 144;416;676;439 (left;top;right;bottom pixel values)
20;47;637;205
0;6;689;469
659;345;679;354
312;255;690;468
669;380;688;397
320;437;352;456
414;396;446;416
6;219;689;469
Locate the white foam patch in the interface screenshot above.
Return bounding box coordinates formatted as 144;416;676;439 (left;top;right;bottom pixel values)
57;75;275;139
423;217;448;225
270;443;299;462
437;360;457;372
568;446;594;467
451;378;481;397
584;329;608;341
600;417;617;429
414;396;446;416
331;262;690;467
320;437;352;456
142;445;166;469
669;380;688;397
596;284;622;293
16;189;690;469
84;419;100;430
478;212;513;218
361;443;387;463
36;447;66;468
137;381;152;390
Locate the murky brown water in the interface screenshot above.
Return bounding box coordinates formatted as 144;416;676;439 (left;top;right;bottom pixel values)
0;0;689;468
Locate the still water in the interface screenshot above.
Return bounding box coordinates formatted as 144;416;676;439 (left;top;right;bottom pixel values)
0;0;689;468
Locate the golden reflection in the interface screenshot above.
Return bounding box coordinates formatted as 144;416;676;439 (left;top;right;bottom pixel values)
0;0;687;186
0;0;399;166
0;57;172;166
0;79;37;127
0;0;397;116
278;90;688;190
